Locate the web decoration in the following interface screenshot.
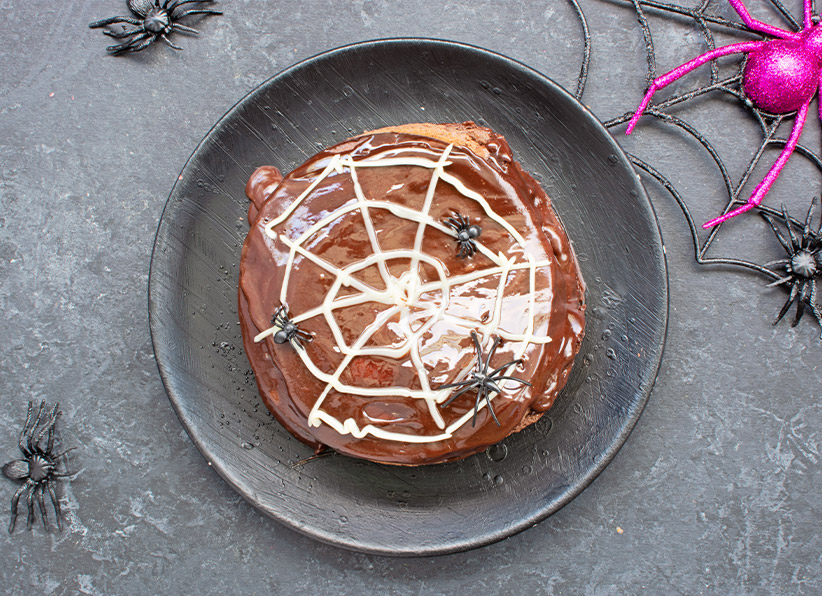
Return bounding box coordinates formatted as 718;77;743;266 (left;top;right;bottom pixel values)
566;0;822;337
253;145;554;443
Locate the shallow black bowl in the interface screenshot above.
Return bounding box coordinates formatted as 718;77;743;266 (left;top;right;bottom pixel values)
148;38;668;556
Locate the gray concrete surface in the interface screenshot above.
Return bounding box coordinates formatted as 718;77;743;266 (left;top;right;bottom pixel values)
1;0;820;594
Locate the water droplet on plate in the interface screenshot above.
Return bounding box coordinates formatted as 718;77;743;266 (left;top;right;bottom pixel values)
486;443;508;462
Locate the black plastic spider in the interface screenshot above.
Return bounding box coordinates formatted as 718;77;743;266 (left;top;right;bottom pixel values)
89;0;222;55
439;331;531;427
271;304;313;348
2;401;75;533
444;212;482;258
761;197;822;336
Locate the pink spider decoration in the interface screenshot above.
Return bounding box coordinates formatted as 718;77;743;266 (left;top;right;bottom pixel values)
626;0;822;228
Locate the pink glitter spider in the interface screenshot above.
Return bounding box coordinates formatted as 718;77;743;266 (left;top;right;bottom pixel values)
626;0;822;228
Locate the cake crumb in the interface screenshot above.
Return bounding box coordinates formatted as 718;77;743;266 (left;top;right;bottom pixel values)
616;526;624;534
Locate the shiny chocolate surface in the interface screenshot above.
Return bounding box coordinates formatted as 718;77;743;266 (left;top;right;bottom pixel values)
239;129;585;464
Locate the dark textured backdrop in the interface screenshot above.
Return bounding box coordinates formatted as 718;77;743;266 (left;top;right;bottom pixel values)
1;1;820;594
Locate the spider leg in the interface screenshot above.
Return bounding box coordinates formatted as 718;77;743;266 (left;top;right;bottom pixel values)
46;481;62;533
169;0;218;11
471;388;484;427
804;0;814;29
26;401;45;455
792;282;810;326
89;16;143;28
493;375;532;386
488;358;523;377
160;34;183;50
35;485;49;532
807;279;822;338
52;447;77;460
484;379;503;395
25;482;35;530
173;9;223;19
170;23;200;35
33;405;60;453
106;32;152;54
705;98;812;228
761;213;794;255
626;41;765;134
103;28;143;39
126;34;159;53
781;205;801;251
767;274;794;287
484;390;501;426
485;336;501;371
727;0;798;39
815;198;822;240
803;196;819;244
7;483;28;534
47;415;57;454
438;378;473;390
774;282;800;324
18;401;35;457
440;383;477;407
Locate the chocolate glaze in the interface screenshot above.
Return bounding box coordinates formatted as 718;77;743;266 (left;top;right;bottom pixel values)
239;126;586;465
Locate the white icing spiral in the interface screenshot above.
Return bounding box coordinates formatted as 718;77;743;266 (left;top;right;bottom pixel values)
254;144;553;443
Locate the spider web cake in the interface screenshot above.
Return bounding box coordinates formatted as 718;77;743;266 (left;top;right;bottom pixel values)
239;122;586;465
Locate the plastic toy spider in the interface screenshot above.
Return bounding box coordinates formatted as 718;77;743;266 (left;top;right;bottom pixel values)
626;0;822;228
444;212;482;258
271;304;313;348
89;0;222;55
2;401;74;533
439;331;531;427
761;197;822;334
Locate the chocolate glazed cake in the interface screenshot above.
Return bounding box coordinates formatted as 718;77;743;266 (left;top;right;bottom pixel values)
239;122;586;465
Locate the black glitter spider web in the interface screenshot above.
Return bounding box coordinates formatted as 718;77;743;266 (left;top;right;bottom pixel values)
566;0;822;336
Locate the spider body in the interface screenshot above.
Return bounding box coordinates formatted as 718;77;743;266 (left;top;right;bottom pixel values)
439;331;531;427
761;197;822;335
89;0;221;55
444;212;482;258
627;0;822;228
2;401;74;533
743;39;819;112
271;304;313;347
143;7;172;34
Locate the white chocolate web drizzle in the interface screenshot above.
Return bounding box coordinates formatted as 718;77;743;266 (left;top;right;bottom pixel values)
254;143;554;443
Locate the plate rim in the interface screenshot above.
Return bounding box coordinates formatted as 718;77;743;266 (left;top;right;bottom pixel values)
148;36;669;556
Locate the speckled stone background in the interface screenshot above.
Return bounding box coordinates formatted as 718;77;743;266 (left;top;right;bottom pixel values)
1;1;820;594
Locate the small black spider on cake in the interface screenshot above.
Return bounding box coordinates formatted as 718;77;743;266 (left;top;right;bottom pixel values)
444;212;482;258
271;304;313;348
439;331;531;426
2;401;75;533
89;0;222;55
761;198;822;337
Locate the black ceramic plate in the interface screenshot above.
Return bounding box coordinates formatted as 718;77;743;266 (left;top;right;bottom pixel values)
149;39;668;556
